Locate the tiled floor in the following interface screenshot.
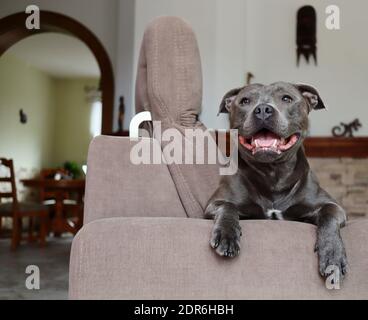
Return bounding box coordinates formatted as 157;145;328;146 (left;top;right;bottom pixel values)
0;235;72;300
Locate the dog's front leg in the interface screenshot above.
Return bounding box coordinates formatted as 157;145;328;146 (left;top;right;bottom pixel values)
316;203;348;280
205;200;242;258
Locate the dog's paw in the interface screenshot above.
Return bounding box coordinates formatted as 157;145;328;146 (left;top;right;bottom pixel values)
317;238;348;279
210;223;242;258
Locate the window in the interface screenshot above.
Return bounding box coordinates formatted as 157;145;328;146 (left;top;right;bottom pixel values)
90;101;102;138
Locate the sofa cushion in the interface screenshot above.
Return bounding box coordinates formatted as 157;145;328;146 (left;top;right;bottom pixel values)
69;218;368;299
84;136;187;223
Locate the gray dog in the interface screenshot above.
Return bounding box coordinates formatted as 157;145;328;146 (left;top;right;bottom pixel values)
205;82;347;281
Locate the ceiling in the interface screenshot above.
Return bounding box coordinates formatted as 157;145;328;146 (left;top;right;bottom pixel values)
6;32;100;78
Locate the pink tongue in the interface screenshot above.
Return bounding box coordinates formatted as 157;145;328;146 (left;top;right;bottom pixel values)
253;131;280;147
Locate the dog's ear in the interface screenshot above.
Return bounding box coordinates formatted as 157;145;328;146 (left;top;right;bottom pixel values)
218;87;244;115
295;83;326;111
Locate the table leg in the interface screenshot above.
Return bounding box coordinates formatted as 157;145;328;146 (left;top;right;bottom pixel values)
51;192;77;235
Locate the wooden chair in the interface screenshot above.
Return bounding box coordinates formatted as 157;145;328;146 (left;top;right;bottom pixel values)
38;168;82;236
0;158;49;250
39;168;71;204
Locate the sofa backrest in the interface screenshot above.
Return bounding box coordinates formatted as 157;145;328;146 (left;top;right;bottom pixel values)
134;16;221;218
83;136;187;224
135;16;202;127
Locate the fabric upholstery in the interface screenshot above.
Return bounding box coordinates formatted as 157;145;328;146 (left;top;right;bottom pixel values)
136;16;202;126
69;218;368;300
83;136;186;224
70;16;368;301
135;16;221;218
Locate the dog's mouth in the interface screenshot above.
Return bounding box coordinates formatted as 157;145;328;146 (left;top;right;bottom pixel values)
239;129;300;155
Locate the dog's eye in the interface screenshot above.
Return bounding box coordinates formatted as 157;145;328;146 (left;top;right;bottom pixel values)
239;97;250;105
282;95;293;103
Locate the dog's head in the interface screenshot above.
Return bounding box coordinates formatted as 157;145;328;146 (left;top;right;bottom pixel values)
219;81;326;163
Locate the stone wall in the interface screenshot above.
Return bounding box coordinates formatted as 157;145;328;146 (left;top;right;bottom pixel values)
309;158;368;220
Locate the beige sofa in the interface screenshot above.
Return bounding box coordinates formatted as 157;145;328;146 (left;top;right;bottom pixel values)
69;17;368;299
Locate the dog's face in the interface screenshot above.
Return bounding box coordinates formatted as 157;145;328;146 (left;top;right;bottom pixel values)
219;82;326;163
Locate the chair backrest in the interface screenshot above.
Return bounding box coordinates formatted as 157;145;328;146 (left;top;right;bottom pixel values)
0;158;18;206
39;168;69;201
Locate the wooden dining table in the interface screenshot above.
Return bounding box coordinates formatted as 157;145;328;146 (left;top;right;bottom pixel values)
21;178;85;235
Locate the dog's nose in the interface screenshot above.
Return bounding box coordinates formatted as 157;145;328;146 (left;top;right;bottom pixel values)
254;104;274;120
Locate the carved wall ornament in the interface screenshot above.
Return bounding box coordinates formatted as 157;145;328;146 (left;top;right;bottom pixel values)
332;119;362;137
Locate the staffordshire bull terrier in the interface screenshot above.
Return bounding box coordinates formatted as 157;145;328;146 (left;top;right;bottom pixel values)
205;82;347;281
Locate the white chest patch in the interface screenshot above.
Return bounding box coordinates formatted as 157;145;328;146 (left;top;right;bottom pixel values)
266;209;284;220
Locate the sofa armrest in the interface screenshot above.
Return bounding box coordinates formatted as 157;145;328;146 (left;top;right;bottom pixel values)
69;218;368;299
84;136;186;223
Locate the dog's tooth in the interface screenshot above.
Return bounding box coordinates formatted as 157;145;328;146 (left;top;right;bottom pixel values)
251;139;256;146
254;140;260;148
272;140;278;147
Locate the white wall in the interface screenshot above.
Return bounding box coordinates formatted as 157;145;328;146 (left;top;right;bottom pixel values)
0;54;56;171
115;0;136;130
133;0;247;130
244;0;368;136
133;0;368;136
52;77;100;167
0;0;118;67
0;0;135;131
0;53;100;169
1;1;368;136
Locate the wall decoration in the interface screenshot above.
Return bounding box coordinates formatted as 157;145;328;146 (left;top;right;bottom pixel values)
111;96;129;136
19;109;27;124
332;118;362;137
246;72;254;85
296;5;317;66
117;96;125;132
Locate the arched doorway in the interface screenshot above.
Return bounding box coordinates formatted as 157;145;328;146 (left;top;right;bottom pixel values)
0;10;114;134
